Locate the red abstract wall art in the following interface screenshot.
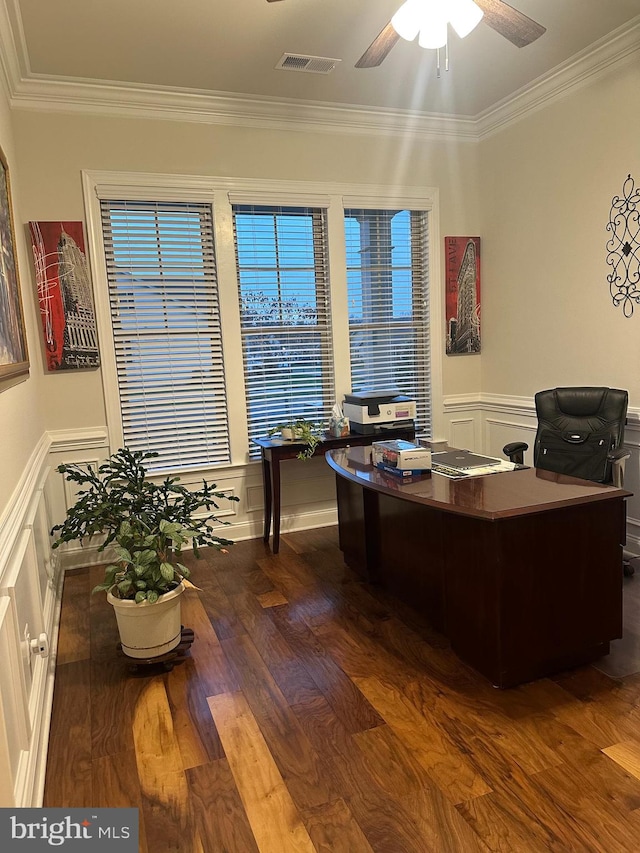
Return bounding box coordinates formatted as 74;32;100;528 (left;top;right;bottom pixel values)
29;221;100;371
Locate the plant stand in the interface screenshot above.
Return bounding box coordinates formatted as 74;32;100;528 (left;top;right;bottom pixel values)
117;626;195;672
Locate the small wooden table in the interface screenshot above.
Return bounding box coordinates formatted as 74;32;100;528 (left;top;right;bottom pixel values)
253;426;415;554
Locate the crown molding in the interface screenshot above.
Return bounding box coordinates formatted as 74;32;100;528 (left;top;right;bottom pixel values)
0;0;638;144
476;15;640;139
0;0;21;102
8;76;478;142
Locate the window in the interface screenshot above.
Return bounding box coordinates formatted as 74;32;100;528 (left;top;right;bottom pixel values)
233;205;334;456
89;173;438;474
345;209;431;436
100;199;230;471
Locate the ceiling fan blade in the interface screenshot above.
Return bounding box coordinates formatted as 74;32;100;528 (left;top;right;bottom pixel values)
474;0;546;47
355;22;400;68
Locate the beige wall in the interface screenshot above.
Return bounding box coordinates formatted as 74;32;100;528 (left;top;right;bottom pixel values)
479;58;640;403
12;111;482;436
1;56;638;805
0;92;46;514
5;55;640;522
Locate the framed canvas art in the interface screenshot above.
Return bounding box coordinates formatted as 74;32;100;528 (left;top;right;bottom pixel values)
0;147;29;380
29;220;100;370
445;236;481;355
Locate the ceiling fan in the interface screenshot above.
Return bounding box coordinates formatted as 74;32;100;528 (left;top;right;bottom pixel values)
265;0;546;68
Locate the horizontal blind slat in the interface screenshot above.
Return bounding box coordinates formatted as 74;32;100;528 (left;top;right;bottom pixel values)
101;198;230;469
233;204;335;458
345;207;431;435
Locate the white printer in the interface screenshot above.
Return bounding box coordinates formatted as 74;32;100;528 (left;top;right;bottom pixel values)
343;391;416;435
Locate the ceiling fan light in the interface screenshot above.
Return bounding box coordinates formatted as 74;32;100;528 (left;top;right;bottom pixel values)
448;0;483;39
417;23;447;49
391;0;422;42
391;0;481;53
416;1;448;50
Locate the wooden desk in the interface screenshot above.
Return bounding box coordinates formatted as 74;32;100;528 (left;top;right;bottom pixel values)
326;446;631;687
253;426;415;554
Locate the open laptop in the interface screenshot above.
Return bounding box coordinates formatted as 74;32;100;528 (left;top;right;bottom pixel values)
431;450;502;470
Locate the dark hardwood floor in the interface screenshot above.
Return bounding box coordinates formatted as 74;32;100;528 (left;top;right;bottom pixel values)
44;527;640;852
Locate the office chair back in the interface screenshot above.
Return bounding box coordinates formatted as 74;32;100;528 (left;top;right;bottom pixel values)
534;387;628;483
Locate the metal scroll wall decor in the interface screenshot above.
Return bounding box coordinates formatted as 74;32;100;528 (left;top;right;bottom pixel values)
606;173;640;317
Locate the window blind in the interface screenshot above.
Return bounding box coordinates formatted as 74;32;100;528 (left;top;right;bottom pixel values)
233;205;334;457
345;209;431;436
100;199;230;471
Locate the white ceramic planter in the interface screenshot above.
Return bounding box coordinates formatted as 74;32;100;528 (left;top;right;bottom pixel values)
107;582;185;659
281;427;303;440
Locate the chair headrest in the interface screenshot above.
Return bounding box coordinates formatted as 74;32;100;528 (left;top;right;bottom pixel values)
535;386;628;425
554;387;608;417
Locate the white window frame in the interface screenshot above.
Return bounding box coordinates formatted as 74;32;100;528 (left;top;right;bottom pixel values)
343;204;432;436
232;202;335;455
82;171;443;473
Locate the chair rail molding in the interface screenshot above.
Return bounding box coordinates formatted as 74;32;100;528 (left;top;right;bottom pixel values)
443;392;534;415
47;427;110;454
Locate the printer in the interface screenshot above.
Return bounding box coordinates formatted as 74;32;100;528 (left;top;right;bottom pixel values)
343;391;416;435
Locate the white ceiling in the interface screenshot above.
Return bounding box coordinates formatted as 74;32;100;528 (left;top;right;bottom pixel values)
6;0;640;126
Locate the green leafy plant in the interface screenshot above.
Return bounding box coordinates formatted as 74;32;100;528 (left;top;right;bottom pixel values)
267;418;324;459
93;519;193;602
51;447;239;601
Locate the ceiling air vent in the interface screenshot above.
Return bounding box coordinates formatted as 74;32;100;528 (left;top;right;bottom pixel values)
275;53;341;74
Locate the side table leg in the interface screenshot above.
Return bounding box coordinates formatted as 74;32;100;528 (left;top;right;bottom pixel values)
272;456;282;554
262;454;272;543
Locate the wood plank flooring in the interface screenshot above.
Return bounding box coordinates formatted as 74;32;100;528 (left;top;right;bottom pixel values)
44;527;640;852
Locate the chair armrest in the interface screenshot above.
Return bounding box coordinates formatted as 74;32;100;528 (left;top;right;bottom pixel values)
608;448;631;488
608;448;631;462
503;442;528;465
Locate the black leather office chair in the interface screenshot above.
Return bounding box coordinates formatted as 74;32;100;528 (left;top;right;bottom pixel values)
503;386;633;575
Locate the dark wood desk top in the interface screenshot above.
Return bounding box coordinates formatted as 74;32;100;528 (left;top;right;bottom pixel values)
326;445;632;521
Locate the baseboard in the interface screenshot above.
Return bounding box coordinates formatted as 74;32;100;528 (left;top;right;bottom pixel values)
15;566;64;806
58;506;340;573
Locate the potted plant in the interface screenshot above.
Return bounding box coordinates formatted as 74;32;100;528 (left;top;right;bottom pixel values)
267;417;325;459
51;447;239;659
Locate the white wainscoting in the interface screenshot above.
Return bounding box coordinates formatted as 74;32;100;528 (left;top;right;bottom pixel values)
0;433;61;807
4;428;339;807
49;401;640;567
9;404;633;807
47;430;341;571
8;402;637;807
442;393;640;556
